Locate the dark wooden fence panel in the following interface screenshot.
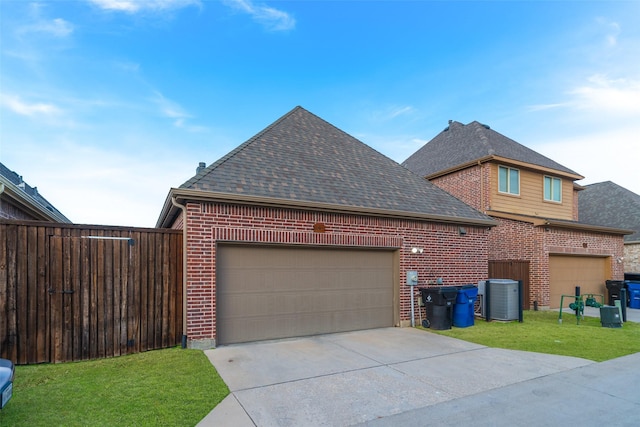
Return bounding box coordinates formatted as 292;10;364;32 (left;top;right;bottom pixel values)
0;220;182;364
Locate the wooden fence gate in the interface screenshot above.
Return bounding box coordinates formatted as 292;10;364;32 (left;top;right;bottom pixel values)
0;220;183;364
489;260;531;309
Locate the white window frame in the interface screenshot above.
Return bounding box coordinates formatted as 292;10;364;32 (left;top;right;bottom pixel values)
498;165;520;196
544;175;562;202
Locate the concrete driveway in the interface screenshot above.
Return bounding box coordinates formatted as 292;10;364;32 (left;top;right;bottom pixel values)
198;328;596;426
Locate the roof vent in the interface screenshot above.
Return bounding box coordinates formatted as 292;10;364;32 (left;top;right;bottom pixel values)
196;162;206;174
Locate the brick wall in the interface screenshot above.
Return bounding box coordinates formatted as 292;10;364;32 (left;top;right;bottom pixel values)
430;165;625;308
178;201;489;348
431;164;487;211
573;187;580;221
488;217;624;307
625;243;640;273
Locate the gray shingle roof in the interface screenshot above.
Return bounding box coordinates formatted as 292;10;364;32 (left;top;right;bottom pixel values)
402;120;581;178
181;107;493;224
0;162;71;223
579;181;640;242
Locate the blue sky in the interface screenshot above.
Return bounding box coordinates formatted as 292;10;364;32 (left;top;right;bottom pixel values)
1;0;639;227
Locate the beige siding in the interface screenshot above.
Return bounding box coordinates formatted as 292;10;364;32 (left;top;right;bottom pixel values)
490;164;574;220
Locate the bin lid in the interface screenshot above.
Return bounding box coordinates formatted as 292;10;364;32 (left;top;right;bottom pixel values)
458;285;479;297
420;286;458;293
624;273;640;281
606;280;626;288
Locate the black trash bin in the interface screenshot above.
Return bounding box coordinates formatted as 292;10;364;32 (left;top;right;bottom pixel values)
419;286;457;330
606;280;627;306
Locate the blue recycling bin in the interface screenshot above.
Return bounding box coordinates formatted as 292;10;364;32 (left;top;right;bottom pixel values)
0;358;14;410
453;285;479;327
627;282;640;309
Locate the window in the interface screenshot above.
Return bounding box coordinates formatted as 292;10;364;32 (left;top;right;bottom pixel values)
498;166;519;195
544;176;562;202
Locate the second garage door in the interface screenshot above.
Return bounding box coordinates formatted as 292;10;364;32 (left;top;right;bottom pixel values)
216;245;396;345
549;255;608;309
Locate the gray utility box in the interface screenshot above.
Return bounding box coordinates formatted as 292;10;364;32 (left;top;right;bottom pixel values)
479;279;520;321
600;306;622;328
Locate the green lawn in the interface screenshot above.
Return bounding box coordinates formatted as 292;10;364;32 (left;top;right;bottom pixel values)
0;347;228;427
428;310;640;362
2;311;638;425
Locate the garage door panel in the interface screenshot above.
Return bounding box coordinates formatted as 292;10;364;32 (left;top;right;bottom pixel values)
222;306;393;344
549;256;607;309
217;246;394;345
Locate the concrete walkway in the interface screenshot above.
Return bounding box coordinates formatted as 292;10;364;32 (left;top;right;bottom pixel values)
196;326;638;427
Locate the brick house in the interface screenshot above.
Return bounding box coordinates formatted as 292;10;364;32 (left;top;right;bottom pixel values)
403;120;630;309
156;107;496;349
0;162;70;223
578;181;640;273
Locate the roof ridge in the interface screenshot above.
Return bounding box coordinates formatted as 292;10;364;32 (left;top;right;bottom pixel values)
470;121;493;153
181;106;305;188
301;108;413;177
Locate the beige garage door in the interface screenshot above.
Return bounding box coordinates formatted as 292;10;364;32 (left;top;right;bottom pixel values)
216;245;395;345
549;255;608;309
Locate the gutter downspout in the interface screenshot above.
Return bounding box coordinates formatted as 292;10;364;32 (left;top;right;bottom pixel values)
171;197;188;349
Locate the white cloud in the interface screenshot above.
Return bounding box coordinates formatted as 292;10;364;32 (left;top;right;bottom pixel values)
388;106;415;119
88;0;201;13
152;91;189;119
569;74;640;116
224;0;295;31
597;18;621;47
526;103;567;112
368;105;415;123
18;17;74;37
527;74;640;121
535;125;640;197
3;139;196;227
1;94;62;116
150;91;208;132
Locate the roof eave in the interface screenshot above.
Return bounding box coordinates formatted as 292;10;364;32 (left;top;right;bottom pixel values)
0;178;71;223
426;155;584;181
542;219;633;235
487;210;632;235
157;188;498;228
425;156;493;180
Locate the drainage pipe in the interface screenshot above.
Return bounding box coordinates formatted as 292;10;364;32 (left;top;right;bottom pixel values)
171;197;188;349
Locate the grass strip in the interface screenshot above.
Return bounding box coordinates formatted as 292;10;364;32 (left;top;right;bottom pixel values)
0;347;228;427
428;310;640;362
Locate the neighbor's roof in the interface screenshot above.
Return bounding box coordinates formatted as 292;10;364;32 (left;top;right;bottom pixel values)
0;162;71;223
157;107;496;227
579;181;640;243
402;120;583;179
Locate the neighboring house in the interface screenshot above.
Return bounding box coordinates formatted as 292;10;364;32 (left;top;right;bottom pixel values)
403;120;630;309
0;162;71;223
157;107;496;349
578;181;640;273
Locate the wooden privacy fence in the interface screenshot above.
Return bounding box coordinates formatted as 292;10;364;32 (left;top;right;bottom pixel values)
0;220;183;364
